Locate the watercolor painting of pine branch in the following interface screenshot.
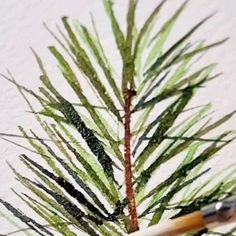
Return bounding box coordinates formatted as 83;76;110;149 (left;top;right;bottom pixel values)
0;0;236;235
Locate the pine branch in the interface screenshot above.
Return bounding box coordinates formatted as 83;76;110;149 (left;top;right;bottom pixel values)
124;89;139;232
1;1;236;235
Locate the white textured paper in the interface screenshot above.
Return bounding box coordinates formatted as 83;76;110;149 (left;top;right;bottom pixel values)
0;0;236;235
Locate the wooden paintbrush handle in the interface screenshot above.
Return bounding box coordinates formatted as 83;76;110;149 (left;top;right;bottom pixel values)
130;196;236;236
130;211;205;236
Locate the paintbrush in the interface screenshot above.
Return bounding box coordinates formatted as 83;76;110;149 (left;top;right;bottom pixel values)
130;196;236;236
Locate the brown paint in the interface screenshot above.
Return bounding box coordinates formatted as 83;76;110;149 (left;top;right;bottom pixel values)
124;89;139;232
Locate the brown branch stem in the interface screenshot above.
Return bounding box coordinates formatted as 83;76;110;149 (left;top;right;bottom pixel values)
124;89;139;233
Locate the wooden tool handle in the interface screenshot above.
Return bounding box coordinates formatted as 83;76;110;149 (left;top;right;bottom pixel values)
130;211;205;236
130;196;236;236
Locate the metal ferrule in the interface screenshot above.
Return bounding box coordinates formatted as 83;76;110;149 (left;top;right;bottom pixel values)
202;196;236;226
